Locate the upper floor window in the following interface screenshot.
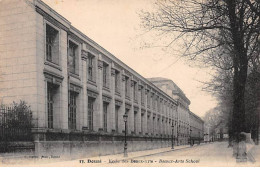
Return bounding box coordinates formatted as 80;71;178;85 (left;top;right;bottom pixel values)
88;53;95;82
147;91;150;107
152;95;156;110
46;24;59;65
103;62;109;88
157;99;160;112
141;87;145;105
68;41;79;75
115;70;120;93
125;76;130;97
133;82;137;102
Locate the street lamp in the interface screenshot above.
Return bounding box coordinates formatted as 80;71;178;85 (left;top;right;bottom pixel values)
171;123;174;149
199;131;201;145
190;129;193;146
177;124;180;146
123;114;128;157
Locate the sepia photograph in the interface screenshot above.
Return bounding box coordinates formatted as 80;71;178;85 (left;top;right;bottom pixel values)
0;0;259;167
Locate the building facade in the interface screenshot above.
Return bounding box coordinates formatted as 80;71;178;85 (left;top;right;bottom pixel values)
189;111;204;144
147;77;196;145
0;0;203;158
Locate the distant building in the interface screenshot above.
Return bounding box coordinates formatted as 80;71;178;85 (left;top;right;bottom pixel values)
204;124;210;142
189;111;204;144
147;78;204;145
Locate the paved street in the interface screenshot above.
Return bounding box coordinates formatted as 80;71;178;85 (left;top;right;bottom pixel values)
134;142;260;167
1;142;259;167
41;142;259;167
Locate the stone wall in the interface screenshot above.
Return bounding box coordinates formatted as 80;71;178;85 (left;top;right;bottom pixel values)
33;131;171;159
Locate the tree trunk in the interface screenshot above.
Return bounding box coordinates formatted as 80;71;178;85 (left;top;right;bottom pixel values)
227;0;248;140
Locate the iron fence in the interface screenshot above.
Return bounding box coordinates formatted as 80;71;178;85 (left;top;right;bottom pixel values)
0;106;33;152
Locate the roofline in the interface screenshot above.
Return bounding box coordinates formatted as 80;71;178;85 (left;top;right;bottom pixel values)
33;0;178;105
148;78;191;105
189;111;204;123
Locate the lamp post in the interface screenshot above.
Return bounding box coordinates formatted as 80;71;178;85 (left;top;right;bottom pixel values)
123;114;128;157
190;129;193;146
171;122;174;149
199;131;201;145
177;124;180;146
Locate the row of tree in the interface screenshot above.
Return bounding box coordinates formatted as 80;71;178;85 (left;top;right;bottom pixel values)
139;0;259;148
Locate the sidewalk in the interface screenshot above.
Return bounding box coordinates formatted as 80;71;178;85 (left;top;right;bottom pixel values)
44;143;209;166
0;143;207;166
75;143;209;165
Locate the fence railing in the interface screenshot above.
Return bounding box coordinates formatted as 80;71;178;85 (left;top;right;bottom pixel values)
0;106;33;148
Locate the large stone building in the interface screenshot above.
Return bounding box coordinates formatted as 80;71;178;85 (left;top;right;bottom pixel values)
0;0;204;158
148;78;204;145
189;111;204;144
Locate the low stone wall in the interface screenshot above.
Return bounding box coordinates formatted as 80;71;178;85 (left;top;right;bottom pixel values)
33;130;172;160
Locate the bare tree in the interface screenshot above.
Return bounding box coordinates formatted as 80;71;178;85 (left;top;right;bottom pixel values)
139;0;259;144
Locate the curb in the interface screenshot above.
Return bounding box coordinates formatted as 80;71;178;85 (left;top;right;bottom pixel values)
109;143;208;162
128;144;205;160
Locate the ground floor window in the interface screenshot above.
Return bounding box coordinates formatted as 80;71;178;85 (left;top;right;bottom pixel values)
103;102;108;132
47;83;54;128
88;97;95;131
125;108;129;134
141;113;144;134
134;111;138;134
47;83;59;129
68;91;77;130
115;105;120;132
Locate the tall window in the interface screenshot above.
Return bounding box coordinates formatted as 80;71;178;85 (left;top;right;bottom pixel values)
103;62;109;88
141;113;144;134
68;91;77;130
47;83;54;129
157;118;160;134
152;96;156;110
68;41;78;74
152;116;155;135
103;102;108;132
147;115;150;134
125;108;129;134
157;99;160;112
115;105;120;132
162;119;164;135
88;53;95;82
141;87;144;105
46;24;59;65
88;97;95;131
133;82;137;102
115;70;120;93
134;111;137;134
125;76;129;97
147;92;150;107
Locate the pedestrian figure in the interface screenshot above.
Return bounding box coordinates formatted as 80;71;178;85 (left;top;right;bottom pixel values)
242;132;256;163
236;133;247;162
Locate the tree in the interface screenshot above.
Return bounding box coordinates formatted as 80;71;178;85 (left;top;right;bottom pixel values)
203;106;228;140
140;0;260;144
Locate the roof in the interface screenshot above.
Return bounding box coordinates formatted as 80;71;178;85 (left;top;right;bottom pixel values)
147;77;191;105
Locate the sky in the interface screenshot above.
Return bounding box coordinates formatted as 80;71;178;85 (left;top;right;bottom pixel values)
42;0;218;118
